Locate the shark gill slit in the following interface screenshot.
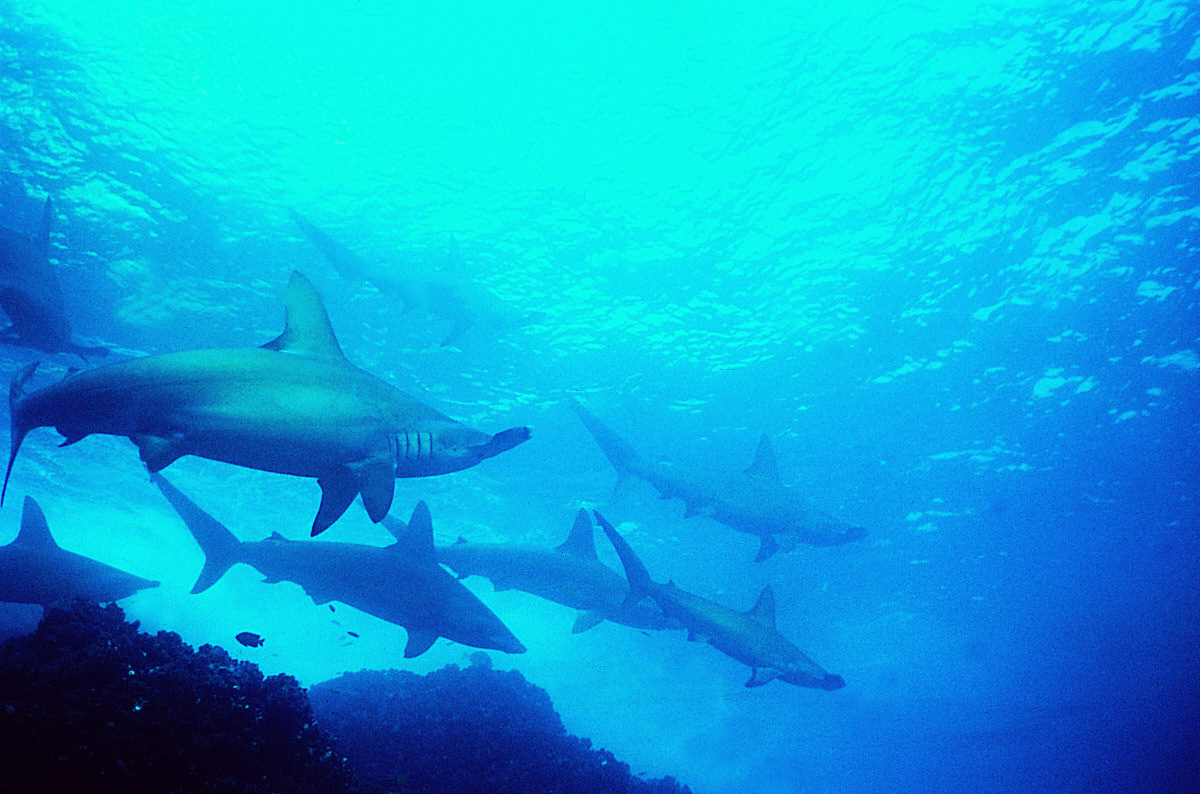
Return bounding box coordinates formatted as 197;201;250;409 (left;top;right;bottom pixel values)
398;431;434;462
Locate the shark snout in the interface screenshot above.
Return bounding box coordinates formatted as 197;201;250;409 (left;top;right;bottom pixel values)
433;424;531;463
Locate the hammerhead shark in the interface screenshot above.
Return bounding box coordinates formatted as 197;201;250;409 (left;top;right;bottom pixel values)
386;508;675;633
569;398;864;561
595;511;845;690
4;271;531;535
151;473;525;657
289;209;538;347
0;197;108;358
0;495;158;612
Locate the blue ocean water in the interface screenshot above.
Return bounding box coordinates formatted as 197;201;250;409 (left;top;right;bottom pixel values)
1;1;1197;791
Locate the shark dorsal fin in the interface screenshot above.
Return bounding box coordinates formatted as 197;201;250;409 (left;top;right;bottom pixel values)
744;435;780;480
37;198;53;257
16;496;58;549
261;271;346;360
267;531;289;541
390;500;437;565
555;509;599;559
747;585;777;628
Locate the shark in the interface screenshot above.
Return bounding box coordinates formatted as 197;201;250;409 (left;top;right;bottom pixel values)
594;510;845;690
569;398;865;561
0;495;159;612
289;209;539;347
385;508;675;633
0;197;108;358
151;472;525;657
4;271;531;535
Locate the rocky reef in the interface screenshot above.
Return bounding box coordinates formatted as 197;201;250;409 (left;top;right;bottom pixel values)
0;600;359;793
310;662;691;794
0;600;692;793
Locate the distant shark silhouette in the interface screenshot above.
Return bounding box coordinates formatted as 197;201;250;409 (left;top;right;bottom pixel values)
570;398;864;561
595;511;844;690
4;271;531;535
151;473;525;657
386;508;675;633
0;495;158;612
0;197;108;358
289;209;539;347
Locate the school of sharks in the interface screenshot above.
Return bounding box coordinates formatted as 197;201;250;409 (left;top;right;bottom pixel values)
0;199;863;692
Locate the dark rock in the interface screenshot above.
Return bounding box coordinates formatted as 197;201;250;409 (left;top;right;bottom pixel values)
310;662;693;794
0;599;360;794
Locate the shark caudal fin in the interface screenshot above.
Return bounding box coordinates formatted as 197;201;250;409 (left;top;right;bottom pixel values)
593;510;655;607
150;473;241;594
568;398;646;488
3;361;40;507
289;209;372;283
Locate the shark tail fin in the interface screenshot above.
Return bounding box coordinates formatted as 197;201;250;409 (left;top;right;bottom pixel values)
592;510;654;608
3;361;41;507
568;398;646;482
150;473;240;594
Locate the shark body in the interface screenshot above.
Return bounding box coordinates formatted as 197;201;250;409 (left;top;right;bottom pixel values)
289;209;537;347
400;508;675;633
4;271;530;534
152;473;525;657
570;398;864;561
595;511;844;690
0;197;107;358
0;495;158;611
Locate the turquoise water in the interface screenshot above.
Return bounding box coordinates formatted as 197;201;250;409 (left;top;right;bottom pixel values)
2;1;1197;791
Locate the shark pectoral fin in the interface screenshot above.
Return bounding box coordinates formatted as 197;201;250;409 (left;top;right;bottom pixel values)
132;433;188;472
571;610;605;634
403;627;439;658
754;535;780;563
353;456;396;524
746;667;781;688
313;468;358;536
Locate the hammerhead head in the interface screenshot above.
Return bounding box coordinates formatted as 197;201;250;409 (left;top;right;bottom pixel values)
4;271;531;534
386;508;674;633
289;209;538;347
151;473;525;657
569;398;864;561
0;495;158;612
0;197;108;358
595;511;844;690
